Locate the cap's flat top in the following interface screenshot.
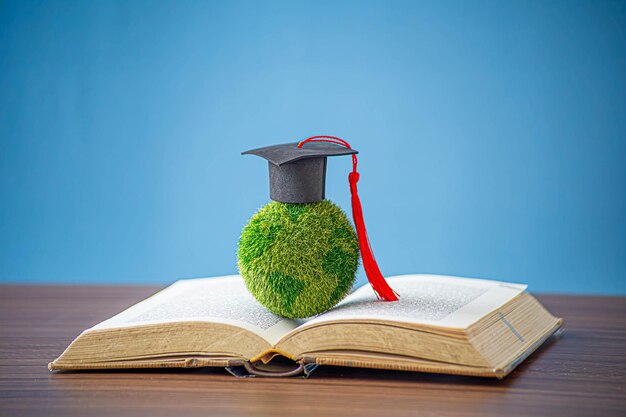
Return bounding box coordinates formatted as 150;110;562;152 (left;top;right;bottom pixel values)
242;142;358;166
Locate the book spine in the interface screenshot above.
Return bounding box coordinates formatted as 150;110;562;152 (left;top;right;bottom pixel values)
226;360;318;378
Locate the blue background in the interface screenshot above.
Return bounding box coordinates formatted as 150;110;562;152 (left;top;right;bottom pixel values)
1;0;625;294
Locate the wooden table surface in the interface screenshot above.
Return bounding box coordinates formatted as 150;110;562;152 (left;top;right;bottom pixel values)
0;285;624;417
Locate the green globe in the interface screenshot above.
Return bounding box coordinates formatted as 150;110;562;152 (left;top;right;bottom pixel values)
237;200;359;319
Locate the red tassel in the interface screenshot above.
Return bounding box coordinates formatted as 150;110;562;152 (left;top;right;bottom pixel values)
298;136;399;301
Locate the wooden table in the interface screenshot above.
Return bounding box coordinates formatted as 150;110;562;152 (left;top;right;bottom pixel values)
0;285;624;417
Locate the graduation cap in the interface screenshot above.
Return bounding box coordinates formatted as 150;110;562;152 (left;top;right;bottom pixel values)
242;136;399;302
242;141;358;203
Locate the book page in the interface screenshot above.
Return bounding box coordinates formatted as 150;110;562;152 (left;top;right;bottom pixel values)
301;274;527;329
89;275;299;345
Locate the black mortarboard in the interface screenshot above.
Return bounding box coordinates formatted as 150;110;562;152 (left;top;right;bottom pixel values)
242;142;358;203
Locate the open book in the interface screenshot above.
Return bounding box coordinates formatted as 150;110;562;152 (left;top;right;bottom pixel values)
49;274;562;378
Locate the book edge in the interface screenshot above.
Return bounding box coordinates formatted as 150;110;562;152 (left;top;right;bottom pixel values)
497;317;564;377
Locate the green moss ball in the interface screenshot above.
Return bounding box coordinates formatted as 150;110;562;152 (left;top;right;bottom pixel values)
237;200;359;319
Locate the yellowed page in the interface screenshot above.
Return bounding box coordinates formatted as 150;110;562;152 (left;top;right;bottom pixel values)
300;274;527;330
90;275;299;344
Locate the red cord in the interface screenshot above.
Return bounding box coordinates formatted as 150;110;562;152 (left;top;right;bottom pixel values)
297;136;399;301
